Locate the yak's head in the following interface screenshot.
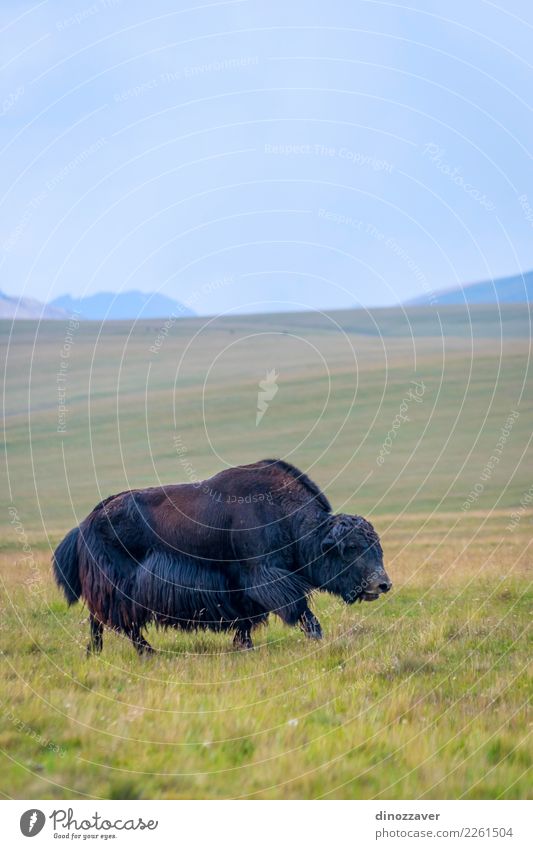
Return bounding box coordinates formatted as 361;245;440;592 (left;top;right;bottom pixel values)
315;513;391;604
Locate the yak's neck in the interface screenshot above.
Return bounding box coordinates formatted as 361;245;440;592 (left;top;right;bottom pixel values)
293;509;330;585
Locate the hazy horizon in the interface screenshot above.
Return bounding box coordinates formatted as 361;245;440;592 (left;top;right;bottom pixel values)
2;263;533;314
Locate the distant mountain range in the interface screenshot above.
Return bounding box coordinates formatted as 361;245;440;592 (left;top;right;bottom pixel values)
0;289;194;320
1;271;532;320
406;270;533;306
50;290;194;320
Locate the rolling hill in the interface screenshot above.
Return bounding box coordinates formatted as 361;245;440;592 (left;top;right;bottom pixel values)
407;269;533;305
0;290;67;319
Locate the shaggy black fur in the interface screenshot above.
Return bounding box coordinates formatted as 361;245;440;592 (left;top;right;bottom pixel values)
53;459;391;655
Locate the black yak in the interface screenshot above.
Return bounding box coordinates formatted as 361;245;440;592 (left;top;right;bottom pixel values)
53;459;391;655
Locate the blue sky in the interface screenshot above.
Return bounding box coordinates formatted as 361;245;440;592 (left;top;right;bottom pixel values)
1;0;532;313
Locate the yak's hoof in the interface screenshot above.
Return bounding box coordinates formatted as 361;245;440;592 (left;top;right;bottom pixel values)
300;619;323;640
131;633;155;656
233;633;254;651
136;643;155;657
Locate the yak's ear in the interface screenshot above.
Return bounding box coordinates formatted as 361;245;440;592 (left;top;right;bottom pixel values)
321;517;348;555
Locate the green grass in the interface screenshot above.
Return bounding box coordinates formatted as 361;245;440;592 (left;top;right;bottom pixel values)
0;305;531;799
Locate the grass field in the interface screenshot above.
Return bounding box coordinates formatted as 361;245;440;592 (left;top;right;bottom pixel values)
1;305;531;799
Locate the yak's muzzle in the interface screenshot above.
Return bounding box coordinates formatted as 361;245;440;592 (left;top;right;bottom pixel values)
360;576;392;602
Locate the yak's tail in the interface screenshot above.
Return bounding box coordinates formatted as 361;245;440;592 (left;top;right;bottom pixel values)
52;527;81;605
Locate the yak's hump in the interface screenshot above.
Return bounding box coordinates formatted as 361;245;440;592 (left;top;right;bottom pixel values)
259;458;331;513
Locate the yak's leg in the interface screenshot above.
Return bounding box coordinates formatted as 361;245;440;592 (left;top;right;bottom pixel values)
128;623;154;656
299;605;323;640
86;613;103;656
233;619;254;651
275;594;322;639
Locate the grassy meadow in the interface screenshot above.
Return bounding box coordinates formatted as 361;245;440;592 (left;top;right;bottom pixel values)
1;305;531;799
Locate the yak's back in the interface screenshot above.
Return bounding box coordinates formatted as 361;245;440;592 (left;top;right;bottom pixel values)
85;459;331;528
207;458;331;513
260;459;331;511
